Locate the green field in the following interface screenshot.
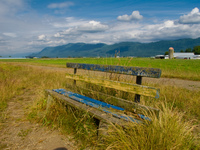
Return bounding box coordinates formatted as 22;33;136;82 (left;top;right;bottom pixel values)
1;57;200;80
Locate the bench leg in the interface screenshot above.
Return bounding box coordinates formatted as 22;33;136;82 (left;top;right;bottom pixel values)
46;94;54;114
98;120;109;140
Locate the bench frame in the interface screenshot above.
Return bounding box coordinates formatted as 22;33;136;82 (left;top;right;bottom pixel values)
45;62;161;135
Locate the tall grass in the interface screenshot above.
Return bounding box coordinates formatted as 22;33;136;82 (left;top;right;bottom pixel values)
0;62;98;148
99;103;197;150
0;64;27;112
159;85;200;121
0;62;199;149
0;62;66;126
29;95;98;148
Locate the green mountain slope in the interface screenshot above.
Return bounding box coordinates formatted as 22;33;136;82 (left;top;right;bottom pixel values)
30;37;200;57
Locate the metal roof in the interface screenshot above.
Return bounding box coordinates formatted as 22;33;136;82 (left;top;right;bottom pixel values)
174;53;194;57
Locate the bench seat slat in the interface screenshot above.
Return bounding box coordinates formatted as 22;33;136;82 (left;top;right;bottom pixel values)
66;83;160;117
53;89;144;123
46;89;143;125
53;89;125;111
66;63;161;78
66;74;160;98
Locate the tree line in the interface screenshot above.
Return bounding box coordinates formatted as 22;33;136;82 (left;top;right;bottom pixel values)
180;45;200;54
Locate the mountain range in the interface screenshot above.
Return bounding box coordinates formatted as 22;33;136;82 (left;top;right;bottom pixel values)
29;37;200;58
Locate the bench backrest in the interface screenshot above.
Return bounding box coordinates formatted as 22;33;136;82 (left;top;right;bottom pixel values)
66;63;161;103
66;63;161;78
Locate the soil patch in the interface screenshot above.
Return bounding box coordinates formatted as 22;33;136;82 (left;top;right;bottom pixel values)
0;89;77;150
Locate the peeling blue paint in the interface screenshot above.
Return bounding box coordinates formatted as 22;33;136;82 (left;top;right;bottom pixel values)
66;63;161;78
53;88;151;123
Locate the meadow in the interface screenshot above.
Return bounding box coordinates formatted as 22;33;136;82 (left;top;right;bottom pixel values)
1;57;200;80
0;58;200;149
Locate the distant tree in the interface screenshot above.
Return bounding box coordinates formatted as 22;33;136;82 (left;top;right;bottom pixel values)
9;56;11;57
164;51;169;55
0;56;2;57
193;46;200;55
180;50;184;53
185;48;192;52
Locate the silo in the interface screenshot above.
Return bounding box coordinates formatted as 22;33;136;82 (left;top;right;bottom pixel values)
169;47;174;59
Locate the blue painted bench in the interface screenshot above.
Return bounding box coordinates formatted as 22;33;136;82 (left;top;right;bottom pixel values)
46;63;161;130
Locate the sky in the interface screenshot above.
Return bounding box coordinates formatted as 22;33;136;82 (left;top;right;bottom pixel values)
0;0;200;56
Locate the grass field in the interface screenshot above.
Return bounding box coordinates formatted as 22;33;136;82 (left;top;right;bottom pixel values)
0;58;200;149
1;57;200;80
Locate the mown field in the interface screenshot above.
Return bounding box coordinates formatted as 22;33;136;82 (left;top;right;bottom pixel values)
1;57;200;80
0;58;200;149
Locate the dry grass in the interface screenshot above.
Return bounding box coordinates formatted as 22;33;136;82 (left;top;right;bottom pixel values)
0;62;199;149
0;62;66;125
99;103;198;150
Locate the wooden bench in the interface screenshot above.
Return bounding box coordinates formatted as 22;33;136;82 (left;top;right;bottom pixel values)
46;63;161;130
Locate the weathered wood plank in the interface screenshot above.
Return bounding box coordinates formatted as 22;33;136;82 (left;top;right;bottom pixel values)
52;89;144;123
65;83;160;118
45;89;133;125
66;63;161;78
65;74;160;98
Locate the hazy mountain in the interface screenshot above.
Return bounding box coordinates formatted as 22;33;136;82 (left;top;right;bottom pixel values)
29;37;200;58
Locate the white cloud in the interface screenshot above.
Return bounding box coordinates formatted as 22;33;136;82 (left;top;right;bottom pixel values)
52;17;88;28
179;7;200;24
54;33;62;38
77;21;109;32
117;11;143;22
47;2;74;14
38;34;46;40
135;21;200;42
53;20;109;40
3;33;17;38
53;19;109;33
158;20;176;30
48;2;74;9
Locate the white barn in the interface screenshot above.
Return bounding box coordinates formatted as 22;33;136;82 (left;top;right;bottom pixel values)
155;53;200;59
174;53;194;59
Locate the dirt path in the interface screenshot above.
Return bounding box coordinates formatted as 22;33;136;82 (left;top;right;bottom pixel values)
0;89;77;150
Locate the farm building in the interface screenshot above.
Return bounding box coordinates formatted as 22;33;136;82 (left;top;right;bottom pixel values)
174;53;194;59
155;53;200;59
155;47;200;59
155;55;167;59
193;55;200;59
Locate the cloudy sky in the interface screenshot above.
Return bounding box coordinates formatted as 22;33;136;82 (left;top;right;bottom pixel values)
0;0;200;56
